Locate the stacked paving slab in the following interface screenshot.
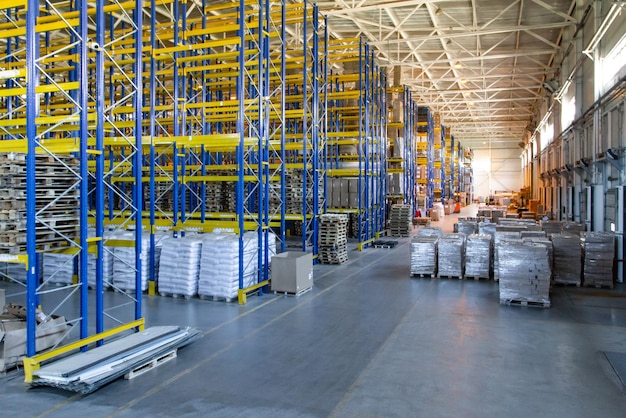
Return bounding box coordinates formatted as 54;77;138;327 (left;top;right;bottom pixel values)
464;234;492;279
437;233;465;278
498;241;551;306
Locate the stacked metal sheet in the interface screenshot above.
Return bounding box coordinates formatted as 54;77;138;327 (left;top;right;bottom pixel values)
198;232;258;300
157;236;203;297
464;234;492;279
498;241;551;306
562;221;584;235
410;235;439;276
417;226;443;237
389;204;412;237
457;219;477;236
541;220;562;236
318;214;349;264
437;233;465;278
493;232;521;281
0;152;79;254
551;234;582;285
112;231;151;293
581;232;615;288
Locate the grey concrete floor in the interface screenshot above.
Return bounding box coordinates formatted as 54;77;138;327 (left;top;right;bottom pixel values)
1;205;626;417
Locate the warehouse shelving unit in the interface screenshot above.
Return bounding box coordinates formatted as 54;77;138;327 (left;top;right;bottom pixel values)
0;0;146;373
326;38;387;249
416;107;434;212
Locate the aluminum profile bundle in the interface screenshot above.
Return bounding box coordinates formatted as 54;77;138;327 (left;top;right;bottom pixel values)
457;219;477;236
581;232;615;288
410;235;439;276
198;232;258;299
417;226;443;237
112;231;151;293
43;253;74;285
498;241;551;306
157;236;203;297
551;234;582;286
318;214;349;264
437;233;465;278
493;232;521;281
464;234;492;279
389;204;412;237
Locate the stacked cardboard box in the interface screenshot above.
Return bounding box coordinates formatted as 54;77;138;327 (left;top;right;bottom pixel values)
582;232;615;288
551;234;582;286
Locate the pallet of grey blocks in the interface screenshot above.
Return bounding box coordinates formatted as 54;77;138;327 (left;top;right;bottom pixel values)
437;233;465;278
581;232;615;288
457;219;477;236
464;234;492;279
498;240;551;307
389;204;412;237
493;231;521;281
318;214;349;264
551;233;582;286
410;235;438;277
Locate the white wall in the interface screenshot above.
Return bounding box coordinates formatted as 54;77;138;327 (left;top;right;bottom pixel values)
472;147;523;200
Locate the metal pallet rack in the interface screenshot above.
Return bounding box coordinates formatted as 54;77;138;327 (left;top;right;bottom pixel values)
0;0;145;379
433;124;445;203
416;107;435;212
326;38;387;249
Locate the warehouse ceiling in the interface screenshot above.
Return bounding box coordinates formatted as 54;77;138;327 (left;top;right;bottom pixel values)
316;0;577;150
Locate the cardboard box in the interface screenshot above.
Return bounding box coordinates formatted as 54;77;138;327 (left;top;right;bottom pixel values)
341;195;350;208
271;252;313;294
331;191;341;208
340;179;349;195
332;178;342;192
0;315;69;372
349;192;359;208
348;178;359;193
430;210;440;221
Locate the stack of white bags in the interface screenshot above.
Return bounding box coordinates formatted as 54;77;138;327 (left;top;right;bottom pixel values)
112;230;151;292
157;235;203;297
43;253;74;285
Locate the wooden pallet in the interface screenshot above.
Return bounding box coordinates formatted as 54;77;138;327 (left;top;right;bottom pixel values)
438;274;462;279
198;294;238;303
582;283;614;289
464;276;490;281
411;273;434;278
500;299;551;308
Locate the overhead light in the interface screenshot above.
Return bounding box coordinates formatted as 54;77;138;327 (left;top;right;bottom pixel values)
583;3;625;59
435;7;443;16
454;61;463;69
468;101;475;106
460;78;467;84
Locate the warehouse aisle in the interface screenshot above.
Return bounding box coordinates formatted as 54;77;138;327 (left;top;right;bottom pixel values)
1;213;625;417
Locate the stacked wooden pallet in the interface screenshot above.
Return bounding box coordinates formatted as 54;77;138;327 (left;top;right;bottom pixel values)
389;204;412;237
0;152;79;254
318;214;349;264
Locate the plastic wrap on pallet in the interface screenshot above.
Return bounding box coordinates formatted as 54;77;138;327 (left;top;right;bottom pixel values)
493;232;521;281
490;209;505;223
87;229;114;289
112;231;151;292
581;232;615;287
410;235;438;276
417;226;443;237
478;222;496;237
157;236;203;297
457;220;477;236
437;233;465;277
523;237;553;269
43;253;74;285
541;220;562;236
498;241;551;305
198;232;259;299
520;231;546;238
464;234;492;279
562;221;584;234
551;234;582;285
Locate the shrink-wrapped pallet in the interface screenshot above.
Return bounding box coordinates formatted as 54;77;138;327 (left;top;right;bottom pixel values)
551;234;582;285
437;233;465;278
198;232;258;299
541;220;562;236
498;241;551;306
457;219;477;236
562;221;584;235
112;231;151;292
158;236;203;297
410;235;438;276
493;232;521;281
478;222;496;237
581;232;615;288
43;253;74;285
464;234;492;279
417;226;443;238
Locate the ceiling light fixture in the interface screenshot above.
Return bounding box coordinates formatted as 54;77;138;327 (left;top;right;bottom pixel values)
435;7;443;16
454;61;463;69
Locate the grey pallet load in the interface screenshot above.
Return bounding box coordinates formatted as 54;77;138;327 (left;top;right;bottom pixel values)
551;233;582;286
30;326;201;394
540;220;562;236
498;240;551;307
157;236;204;298
437;233;465;278
318;214;349;264
410;235;438;277
493;231;521;281
389;204;412;237
581;232;615;288
464;234;492;279
416;226;443;238
457;219;477;236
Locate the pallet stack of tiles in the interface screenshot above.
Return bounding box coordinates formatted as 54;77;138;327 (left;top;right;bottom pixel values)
551;234;582;286
389;204;412;237
0;152;79;254
498;241;551;307
581;232;615;288
318;214;349;264
437;233;465;278
464;234;492;279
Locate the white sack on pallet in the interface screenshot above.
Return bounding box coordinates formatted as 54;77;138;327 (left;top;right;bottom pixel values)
43;253;74;285
112;231;151;292
157;236;203;297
